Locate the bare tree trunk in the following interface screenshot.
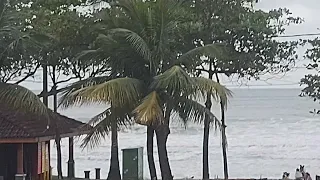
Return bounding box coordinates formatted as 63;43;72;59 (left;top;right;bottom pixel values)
155;125;172;180
52;67;63;179
107;121;121;180
203;68;213;180
147;126;157;180
215;72;229;180
42;64;48;107
55;134;63;179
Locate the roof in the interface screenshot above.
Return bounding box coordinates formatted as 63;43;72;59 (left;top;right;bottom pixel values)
0;105;89;139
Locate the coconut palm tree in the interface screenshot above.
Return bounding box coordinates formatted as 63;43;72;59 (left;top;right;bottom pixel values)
0;1;50;116
59;1;231;180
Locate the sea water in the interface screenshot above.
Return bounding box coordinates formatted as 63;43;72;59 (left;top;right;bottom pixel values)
48;88;320;179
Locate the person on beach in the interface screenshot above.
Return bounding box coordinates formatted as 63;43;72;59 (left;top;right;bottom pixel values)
306;172;312;180
300;165;306;179
295;168;303;180
283;172;290;180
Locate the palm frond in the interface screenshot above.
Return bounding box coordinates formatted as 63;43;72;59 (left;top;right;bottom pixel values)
60;77;144;108
75;49;101;62
133;91;164;126
193;77;233;108
107;28;152;62
81;107;132;149
81;116;111;149
176;44;228;69
88;108;112;126
173;96;221;129
151;65;195;96
0;83;48;116
59;76;112;108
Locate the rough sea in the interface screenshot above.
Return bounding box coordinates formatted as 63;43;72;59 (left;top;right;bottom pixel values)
47;88;320;179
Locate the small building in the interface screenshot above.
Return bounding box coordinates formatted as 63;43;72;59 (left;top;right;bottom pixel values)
0;105;89;180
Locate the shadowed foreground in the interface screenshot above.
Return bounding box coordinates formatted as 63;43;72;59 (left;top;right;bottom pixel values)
52;176;285;180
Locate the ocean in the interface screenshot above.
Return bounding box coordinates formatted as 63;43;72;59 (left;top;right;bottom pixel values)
48;88;320;179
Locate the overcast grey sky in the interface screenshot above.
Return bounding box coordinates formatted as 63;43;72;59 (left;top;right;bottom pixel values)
19;0;320;90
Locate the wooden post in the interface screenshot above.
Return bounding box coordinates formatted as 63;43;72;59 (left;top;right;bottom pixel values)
48;141;51;180
84;171;90;179
95;168;101;179
67;137;75;178
17;143;24;174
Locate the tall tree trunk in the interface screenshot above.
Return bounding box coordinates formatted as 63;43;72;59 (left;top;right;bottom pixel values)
221;109;228;180
203;70;213;180
42;64;48;107
214;72;229;180
52;67;63;179
147;126;157;180
155;125;172;180
107;121;121;180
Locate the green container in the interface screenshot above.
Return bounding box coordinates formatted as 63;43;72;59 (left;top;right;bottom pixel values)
122;147;144;180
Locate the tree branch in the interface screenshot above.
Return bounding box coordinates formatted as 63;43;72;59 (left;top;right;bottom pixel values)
14;64;41;84
56;76;79;84
195;68;237;74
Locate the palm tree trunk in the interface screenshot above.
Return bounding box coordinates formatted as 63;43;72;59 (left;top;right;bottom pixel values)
107;121;121;180
155;125;172;180
221;109;228;180
203;72;213;180
147;126;157;180
215;72;229;180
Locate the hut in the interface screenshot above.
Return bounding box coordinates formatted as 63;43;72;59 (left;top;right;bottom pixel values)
0;105;89;180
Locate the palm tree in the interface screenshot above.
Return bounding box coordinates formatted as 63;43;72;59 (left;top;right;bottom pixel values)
59;1;231;180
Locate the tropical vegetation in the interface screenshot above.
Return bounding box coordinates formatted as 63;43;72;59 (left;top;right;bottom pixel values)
0;0;303;180
58;1;231;179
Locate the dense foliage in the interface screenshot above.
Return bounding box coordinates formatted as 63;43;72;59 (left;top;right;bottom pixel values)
0;0;304;180
300;38;320;111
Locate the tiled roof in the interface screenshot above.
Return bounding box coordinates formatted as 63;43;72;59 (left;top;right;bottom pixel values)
0;105;88;139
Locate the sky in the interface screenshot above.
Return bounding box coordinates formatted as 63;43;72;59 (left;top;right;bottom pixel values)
19;0;320;90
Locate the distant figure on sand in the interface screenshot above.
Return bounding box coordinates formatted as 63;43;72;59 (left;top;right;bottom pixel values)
300;165;306;179
295;168;303;180
306;172;312;180
283;172;290;180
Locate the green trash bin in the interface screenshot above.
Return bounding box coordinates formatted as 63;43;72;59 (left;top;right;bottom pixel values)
122;147;143;180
